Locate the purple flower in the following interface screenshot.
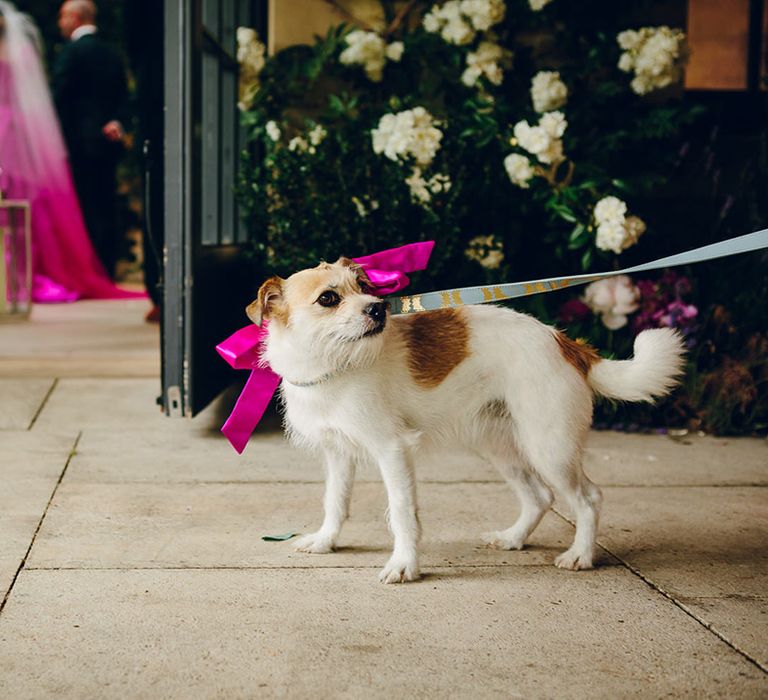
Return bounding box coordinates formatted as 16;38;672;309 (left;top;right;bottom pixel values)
558;298;591;323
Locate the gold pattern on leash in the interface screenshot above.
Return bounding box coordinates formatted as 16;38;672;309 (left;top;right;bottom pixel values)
400;295;425;313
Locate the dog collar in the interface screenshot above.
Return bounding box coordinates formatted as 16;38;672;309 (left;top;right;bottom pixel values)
282;372;336;388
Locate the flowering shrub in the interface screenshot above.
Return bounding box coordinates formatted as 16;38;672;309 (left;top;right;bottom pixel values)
237;1;767;434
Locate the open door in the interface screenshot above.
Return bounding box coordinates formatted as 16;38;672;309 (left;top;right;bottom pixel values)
162;0;265;416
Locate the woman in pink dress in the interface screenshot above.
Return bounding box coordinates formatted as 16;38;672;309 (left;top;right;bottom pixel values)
0;1;143;303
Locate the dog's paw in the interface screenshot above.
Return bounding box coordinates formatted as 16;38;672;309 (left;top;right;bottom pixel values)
481;530;525;551
378;556;420;584
294;532;335;554
554;548;594;571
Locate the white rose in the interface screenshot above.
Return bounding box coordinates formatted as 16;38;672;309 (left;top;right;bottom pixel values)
617;30;641;51
583;276;640;330
385;41;404;62
529;0;554;10
504;153;535;188
539;110;567;138
308;124;327;146
288;136;310;153
406;167;431;204
441;17;476;45
265;120;281;141
423;11;441;33
617;26;687;95
531;71;568;113
460;0;506;31
594;196;628;224
595;221;627;254
465;234;505;269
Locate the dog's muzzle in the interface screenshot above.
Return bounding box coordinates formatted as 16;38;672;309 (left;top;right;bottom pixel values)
362;301;388;336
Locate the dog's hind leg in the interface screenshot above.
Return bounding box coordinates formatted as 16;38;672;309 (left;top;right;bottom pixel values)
510;412;602;570
482;464;554;551
294;448;355;554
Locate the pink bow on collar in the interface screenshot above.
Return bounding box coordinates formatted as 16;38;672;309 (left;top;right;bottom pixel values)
216;241;435;453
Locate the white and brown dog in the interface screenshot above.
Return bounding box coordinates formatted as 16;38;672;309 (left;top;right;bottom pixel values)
248;258;685;583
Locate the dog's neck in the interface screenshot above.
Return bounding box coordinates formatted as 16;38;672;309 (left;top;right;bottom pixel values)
282;371;336;388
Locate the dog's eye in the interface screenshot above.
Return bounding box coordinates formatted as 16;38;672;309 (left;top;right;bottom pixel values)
316;290;341;307
358;279;372;294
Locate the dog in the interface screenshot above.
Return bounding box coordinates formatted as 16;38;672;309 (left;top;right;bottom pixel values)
247;257;685;583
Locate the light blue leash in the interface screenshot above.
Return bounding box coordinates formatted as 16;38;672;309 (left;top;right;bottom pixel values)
389;228;768;315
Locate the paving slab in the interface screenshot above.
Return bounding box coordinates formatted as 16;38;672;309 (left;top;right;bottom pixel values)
69;429;500;483
0;299;158;379
595;486;768;668
0;432;76;600
26;482;577;571
31;378;168;432
0;568;764;699
584;432;768;486
0;378;55;430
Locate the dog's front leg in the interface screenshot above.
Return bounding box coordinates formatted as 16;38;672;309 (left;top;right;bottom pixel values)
294;448;355;554
377;444;421;583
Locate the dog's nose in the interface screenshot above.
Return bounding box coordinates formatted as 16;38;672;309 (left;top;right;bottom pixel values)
363;301;388;323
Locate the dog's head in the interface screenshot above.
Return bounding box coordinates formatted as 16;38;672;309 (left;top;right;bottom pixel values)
247;258;390;378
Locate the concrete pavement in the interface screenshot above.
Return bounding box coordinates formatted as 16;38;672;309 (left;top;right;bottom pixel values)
0;298;766;698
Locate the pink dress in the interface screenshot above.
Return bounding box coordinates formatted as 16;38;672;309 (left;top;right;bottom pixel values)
0;51;144;303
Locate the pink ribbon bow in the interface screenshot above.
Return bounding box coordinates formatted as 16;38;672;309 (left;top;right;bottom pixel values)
216;241;435;453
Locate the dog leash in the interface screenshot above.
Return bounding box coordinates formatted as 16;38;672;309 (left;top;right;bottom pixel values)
389;228;768;315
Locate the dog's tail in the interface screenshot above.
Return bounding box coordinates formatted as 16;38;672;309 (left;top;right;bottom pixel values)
587;328;686;402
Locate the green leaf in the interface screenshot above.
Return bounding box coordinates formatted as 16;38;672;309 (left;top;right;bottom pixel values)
261;532;297;542
581;247;594;271
568;224;590;249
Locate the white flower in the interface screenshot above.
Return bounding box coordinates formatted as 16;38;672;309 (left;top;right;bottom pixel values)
504;153;534;188
593;196;646;254
288;136;312;153
530;71;568;113
340;30;404;82
372;107;443;167
429;172;451;193
308;124;327;146
460;0;505;31
385;41;404;62
423;0;504;45
442;16;475;45
513;112;567;165
406;168;431;204
594;195;627;224
423;10;442;33
462;40;513;87
583;276;640;330
237;27;266;110
617;29;642;51
405;168;451;205
465;234;504;269
617;26;687;95
539;110;567;138
265;120;281;142
529;0;554;10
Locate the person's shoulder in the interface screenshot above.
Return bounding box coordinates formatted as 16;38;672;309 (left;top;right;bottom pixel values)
73;34;121;59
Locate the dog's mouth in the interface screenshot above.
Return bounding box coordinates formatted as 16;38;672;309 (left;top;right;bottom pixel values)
361;319;386;338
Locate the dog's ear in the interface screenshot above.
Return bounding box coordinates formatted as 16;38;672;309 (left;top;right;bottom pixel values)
246;276;284;326
337;257;373;293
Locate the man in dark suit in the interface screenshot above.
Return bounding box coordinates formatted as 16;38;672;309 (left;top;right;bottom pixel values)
53;0;128;278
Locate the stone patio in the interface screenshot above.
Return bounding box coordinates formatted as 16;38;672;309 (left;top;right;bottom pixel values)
0;298;766;698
